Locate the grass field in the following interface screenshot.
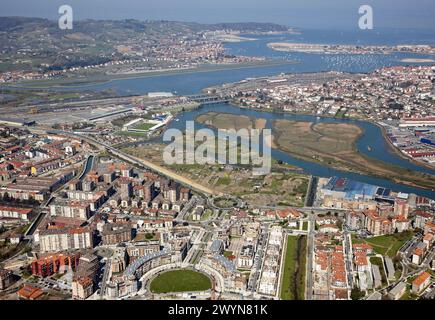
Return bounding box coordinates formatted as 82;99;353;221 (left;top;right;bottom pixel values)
353;231;414;257
150;269;212;293
200;209;213;221
224;250;234;258
134;122;155;131
216;176;231;186
280;235;307;300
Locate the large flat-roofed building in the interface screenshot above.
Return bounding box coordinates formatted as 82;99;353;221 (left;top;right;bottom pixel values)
0;118;35;127
0;171;75;202
50;200;91;220
75;253;99;281
399;117;435;128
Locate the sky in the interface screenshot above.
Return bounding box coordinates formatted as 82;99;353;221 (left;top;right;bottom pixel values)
1;0;435;29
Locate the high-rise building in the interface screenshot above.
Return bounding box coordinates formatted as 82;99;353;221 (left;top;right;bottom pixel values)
39;228;93;253
0;268;14;290
102;223;132;245
143;181;155;202
72;276;94;300
394;199;410;218
180;188;191;202
31;252;81;277
119;178;133;199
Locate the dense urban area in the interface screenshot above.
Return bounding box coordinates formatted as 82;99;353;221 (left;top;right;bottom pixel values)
0;16;434;302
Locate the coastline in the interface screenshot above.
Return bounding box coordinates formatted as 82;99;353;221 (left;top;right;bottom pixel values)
3;60;300;90
190;102;435;191
231;101;435;172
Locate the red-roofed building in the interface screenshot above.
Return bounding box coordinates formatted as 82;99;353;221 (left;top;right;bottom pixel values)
353;252;369;272
31;252;81;277
424;221;435;235
412;272;431;293
415;210;432;229
0;206;33;221
412;247;426;265
17;284;44;300
72;276;94;300
423;233;434;249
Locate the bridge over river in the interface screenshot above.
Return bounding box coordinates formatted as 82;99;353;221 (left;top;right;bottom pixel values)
186;94;229;105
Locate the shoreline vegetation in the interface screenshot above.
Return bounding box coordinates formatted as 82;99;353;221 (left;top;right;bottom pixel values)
227;100;435;173
272;119;435;190
194;111;435;191
3;60;299;89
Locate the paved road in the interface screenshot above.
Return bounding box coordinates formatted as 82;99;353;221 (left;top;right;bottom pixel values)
304;176;318;207
100;258;112;299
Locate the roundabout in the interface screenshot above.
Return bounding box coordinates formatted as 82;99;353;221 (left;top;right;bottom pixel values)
209;195;244;210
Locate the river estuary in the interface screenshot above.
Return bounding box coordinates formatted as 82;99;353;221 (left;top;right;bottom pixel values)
11;29;435;199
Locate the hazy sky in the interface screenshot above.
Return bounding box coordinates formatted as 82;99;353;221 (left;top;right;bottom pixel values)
1;0;435;29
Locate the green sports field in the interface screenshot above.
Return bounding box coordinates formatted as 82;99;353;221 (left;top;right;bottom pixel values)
150;269;212;293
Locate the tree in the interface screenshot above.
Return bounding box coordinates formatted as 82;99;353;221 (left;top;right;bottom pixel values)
350;287;365;300
2;192;10;202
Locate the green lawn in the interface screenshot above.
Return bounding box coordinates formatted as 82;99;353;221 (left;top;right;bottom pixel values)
216;176;231;186
280;235;307;300
150;269;212;293
353;231;414;257
134;122;155;131
224;250;234;258
200;209;213;221
302;221;308;231
400;285;418;300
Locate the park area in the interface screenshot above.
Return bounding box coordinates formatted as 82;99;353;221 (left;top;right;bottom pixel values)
280;235;307;300
352;231;414;257
149;269;212;293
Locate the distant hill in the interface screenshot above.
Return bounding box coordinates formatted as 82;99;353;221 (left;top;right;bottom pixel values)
0;17;292;74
